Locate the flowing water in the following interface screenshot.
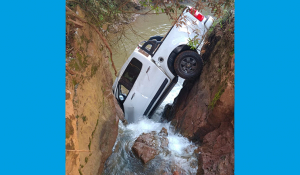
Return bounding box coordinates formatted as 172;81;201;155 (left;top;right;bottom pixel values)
105;3;214;174
103;78;200;174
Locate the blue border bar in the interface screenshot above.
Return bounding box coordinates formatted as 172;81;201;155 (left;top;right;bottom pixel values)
236;0;300;174
1;0;300;174
0;1;65;174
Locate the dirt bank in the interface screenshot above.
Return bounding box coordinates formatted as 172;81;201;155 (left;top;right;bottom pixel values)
65;6;124;175
163;11;235;175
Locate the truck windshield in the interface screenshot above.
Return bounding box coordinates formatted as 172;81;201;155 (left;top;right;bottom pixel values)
118;58;142;95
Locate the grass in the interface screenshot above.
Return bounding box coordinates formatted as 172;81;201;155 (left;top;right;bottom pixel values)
209;87;225;110
208;10;232;35
85;157;88;163
208;19;218;34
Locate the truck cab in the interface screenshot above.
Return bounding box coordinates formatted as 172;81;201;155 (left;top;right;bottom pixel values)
112;6;214;123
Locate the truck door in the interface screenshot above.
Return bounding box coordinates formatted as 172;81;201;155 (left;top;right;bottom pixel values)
117;57;144;123
118;55;170;123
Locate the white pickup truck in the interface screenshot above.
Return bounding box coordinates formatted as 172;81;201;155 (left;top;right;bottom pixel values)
112;6;214;123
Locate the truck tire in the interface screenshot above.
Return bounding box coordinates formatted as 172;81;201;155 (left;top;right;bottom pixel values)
174;50;203;80
167;51;177;76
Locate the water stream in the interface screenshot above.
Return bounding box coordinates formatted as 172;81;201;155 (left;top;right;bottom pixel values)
103;78;199;174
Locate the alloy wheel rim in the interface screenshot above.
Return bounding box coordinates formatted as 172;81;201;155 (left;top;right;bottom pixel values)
180;57;197;73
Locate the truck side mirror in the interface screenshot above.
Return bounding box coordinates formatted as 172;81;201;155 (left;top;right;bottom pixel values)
119;95;125;101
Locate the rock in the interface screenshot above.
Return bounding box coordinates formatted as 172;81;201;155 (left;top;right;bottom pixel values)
132;130;169;164
198;122;234;175
162;103;175;121
173;171;179;175
132;142;158;164
113;98;125;122
136;132;158;147
159;127;168;136
162;11;235;175
132;132;159;164
160;137;169;148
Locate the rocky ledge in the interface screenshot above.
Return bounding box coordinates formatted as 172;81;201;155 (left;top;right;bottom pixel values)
163;11;235;175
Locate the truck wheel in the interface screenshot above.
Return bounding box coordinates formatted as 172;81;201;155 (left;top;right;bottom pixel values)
174;50;203;80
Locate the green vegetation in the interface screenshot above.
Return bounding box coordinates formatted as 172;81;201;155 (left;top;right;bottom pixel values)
208;9;233;35
85;157;88;163
82;116;87;123
209;87;225;110
229;50;234;56
208;19;217;34
68;50;88;72
67;0;133;29
91;119;99;138
72;79;78;86
76;53;88;69
187;36;201;50
88;119;99;150
78;169;83;175
66;0;234;29
66;141;75;150
91;65;98;77
80;34;91;49
69;59;80;71
88;137;92;150
66;0;234;79
66;118;74;139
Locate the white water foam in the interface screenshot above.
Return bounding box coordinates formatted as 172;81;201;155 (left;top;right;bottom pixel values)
104;77;198;174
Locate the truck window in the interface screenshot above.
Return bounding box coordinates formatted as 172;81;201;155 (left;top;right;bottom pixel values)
120;85;129;96
119;58;142;92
